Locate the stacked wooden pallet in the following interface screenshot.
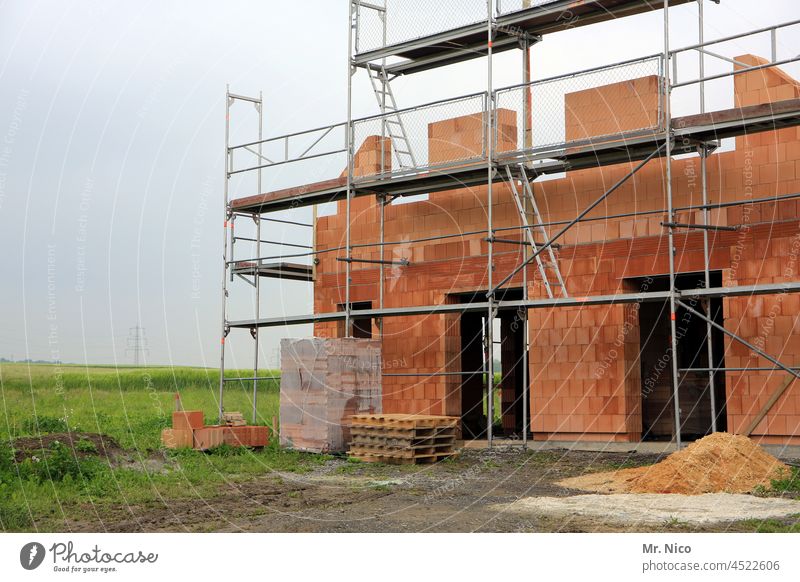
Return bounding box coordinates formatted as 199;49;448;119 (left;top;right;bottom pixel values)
347;414;459;464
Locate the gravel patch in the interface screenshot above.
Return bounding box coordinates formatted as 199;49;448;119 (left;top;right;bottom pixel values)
501;493;800;525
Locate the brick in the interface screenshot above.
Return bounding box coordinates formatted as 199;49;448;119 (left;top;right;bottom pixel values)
193;427;224;450
222;426;269;448
161;428;193;449
173;410;204;431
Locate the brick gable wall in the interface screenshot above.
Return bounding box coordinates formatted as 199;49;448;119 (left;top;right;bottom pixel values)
313;54;800;444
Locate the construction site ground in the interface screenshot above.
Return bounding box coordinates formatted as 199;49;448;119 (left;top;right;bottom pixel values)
64;447;800;533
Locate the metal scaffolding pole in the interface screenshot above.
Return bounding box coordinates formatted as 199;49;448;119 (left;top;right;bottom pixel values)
240;190;800;265
700;144;719;432
522;30;531;447
252;91;263;425
696;0;718;434
379;5;387;340
522;219;530;447
379;198;385;338
698;0;705;114
522;36;532;151
486;0;495;447
664;0;682;449
219;86;232;423
677;300;800;382
231;283;800;329
346;2;355;338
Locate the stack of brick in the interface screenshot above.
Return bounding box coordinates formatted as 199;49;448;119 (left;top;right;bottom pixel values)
161;410;269;451
280;337;382;453
161;410;203;449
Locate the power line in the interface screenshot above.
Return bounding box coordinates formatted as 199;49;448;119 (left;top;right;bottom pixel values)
126;325;149;366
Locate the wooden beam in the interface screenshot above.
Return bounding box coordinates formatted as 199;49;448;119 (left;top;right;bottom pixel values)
743;375;796;436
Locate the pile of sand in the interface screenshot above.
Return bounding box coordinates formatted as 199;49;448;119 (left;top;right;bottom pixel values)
559;432;791;495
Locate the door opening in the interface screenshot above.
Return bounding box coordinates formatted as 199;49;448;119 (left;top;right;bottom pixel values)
633;272;727;442
452;289;526;439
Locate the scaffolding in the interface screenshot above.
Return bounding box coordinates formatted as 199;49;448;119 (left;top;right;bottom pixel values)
219;0;800;448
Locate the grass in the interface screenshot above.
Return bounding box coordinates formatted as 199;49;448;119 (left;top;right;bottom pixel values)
482;377;503;426
753;466;800;497
0;363;332;532
0;363;280;449
662;516;685;528
737;515;800;533
770;466;800;493
0;361;281;395
522;451;561;466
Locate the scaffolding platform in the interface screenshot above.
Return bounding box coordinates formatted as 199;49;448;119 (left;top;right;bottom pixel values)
232;261;314;282
230;98;800;215
228;282;800;330
354;0;692;75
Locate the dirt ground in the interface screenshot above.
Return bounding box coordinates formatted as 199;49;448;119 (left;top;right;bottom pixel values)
61;448;800;533
12;432;127;463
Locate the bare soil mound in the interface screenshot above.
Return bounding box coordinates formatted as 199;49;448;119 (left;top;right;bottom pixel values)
559;432;790;495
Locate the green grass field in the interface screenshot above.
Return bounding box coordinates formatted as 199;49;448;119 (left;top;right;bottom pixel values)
0;363;280;448
0;363;328;532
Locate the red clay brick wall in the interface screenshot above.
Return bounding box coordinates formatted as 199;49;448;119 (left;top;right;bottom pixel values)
565;75;661;142
527;56;800;443
527;74;663;441
734;54;800;108
720;55;800;445
313;55;800;443
314;110;522;417
314;135;389;340
529;302;643;441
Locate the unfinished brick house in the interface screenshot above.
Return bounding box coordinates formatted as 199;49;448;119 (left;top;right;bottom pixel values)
222;2;800;448
301;56;800;446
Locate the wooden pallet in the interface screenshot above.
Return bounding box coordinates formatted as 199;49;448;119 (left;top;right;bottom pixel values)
350;426;456;438
349;414;459;430
350;443;453;457
347;414;459;464
350;427;456;441
350;434;456;449
351;450;459;465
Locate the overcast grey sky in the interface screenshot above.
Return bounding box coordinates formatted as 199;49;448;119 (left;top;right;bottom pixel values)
0;0;798;368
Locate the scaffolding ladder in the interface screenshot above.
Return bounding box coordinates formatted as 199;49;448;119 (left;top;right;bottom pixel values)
366;63;418;171
504;165;568;299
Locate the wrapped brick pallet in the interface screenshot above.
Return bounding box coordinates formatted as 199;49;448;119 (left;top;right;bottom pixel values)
280;337;382;453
